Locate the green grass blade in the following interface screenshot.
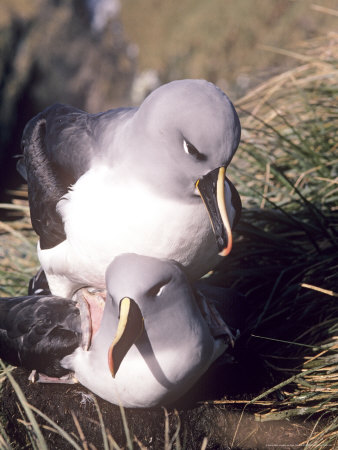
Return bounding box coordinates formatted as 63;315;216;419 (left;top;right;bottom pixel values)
92;396;109;450
0;361;48;450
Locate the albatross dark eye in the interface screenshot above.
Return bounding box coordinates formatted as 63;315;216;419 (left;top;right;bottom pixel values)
147;280;170;297
183;139;206;161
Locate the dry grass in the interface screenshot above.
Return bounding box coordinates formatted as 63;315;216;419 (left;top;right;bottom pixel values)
219;31;337;448
120;0;338;97
0;186;38;297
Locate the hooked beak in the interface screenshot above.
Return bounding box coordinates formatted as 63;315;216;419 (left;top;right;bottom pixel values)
196;166;236;257
108;297;144;378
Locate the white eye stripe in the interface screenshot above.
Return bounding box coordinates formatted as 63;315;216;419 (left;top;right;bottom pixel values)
183;139;190;154
147;281;169;297
156;285;165;296
183;139;206;161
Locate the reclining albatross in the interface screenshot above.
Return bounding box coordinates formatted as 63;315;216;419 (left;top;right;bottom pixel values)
0;254;237;407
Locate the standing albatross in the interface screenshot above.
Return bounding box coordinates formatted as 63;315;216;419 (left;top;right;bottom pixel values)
0;254;237;407
20;79;241;297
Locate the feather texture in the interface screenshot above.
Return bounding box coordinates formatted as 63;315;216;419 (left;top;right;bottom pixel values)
0;296;82;376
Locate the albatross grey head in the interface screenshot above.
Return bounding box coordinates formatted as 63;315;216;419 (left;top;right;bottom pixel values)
95;253;225;397
119;79;241;256
124;79;240;192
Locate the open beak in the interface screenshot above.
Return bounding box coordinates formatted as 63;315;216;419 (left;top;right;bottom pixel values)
196;166;234;257
108;297;144;377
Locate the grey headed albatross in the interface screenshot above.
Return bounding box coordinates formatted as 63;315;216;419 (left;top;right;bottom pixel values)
19;79;241;298
0;254;238;407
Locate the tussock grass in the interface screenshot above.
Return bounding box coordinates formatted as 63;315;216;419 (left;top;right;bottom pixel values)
220;31;337;447
0;32;337;448
120;0;338;97
0;214;38;297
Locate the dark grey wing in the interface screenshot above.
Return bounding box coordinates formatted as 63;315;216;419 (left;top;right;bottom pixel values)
28;267;51;295
195;283;244;331
0;295;82;377
21;104;96;249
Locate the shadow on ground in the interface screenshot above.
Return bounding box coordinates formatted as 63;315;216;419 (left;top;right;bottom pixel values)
1;362;318;450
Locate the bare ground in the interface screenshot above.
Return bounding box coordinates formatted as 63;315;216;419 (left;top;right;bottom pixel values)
0;363;331;450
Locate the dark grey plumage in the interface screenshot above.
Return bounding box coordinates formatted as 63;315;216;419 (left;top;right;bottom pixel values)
0;295;82;377
22;104;96;249
21;103;133;249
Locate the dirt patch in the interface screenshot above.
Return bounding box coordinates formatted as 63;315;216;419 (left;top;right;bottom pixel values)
1;366;324;450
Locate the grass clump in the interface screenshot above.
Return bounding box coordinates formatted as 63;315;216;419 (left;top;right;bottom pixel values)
120;0;338;97
0;217;38;297
215;31;338;447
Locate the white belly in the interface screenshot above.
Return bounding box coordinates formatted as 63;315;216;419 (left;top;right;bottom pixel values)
66;347;179;408
39;165;220;296
62;327;225;408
